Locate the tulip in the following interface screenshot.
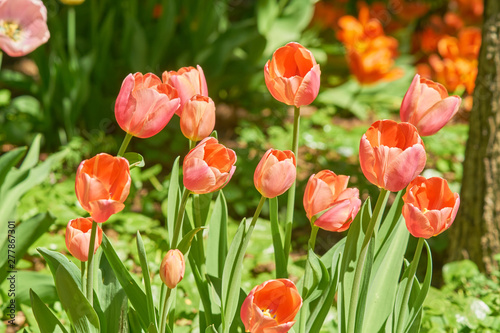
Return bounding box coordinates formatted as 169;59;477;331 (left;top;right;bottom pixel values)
65;218;103;262
159;249;185;289
162;65;209;116
0;0;50;57
359;120;426;192
400;74;461;136
254;149;296;199
303;170;361;232
115;72;180;139
240;279;302;333
264;42;321;107
403;176;460;238
180;95;216;142
75;153;131;223
183;137;236;194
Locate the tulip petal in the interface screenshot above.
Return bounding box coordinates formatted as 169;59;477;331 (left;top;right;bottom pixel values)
400;74;421;122
259;160;296;198
88;200;126;223
416;96;461;136
384;144;426;192
294;64;321;107
403;203;434;238
183;158;216;194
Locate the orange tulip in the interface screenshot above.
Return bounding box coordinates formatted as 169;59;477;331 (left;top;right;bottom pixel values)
359;120;426;192
75;153;131;223
115;72;180;138
162;65;208;116
183;137;236;194
403;176;460;238
240;279;302;333
303;170;361;232
400;74;461;136
180;95;216;142
264;42;321;107
65;218;103;262
159;249;185;289
254;149;296;199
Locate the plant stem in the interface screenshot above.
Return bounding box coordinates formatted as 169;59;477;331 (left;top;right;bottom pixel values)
171;189;191;249
86;221;98;305
193;194;205;272
81;261;86;297
0;51;3;71
159;287;172;333
67;6;77;69
396;237;425;333
347;188;390;333
298;225;319;333
284;106;301;270
269;197;287;278
189;139;196;150
117;133;133;157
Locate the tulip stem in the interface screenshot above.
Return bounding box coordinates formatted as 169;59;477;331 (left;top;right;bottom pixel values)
395;237;425;333
193;193;206;273
117;133;133;157
160;287;173;333
80;261;86;297
347;188;390;333
269;197;287;278
284;106;301;272
171;189;191;249
86;220;98;306
298;225;319;333
67;6;77;69
189;139;196;150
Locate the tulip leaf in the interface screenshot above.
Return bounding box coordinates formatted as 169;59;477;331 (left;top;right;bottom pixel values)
136;231;157;328
166;156;181;245
177;227;205;255
269;196;286;278
207;191;228;279
124;152;145;169
19;133;41;171
0;145;27;186
37;247;82;289
30;289;69;333
302;249;329;301
206;325;219;333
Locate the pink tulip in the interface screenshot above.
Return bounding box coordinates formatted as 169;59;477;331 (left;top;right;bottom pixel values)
65;218;103;262
162;65;208;116
159;249;185;289
403;176;460;238
183;137;236;194
359;120;427;192
180;95;216;142
254;149;296;198
240;279;302;333
75;153;131;223
0;0;50;57
400;74;461;136
303;170;361;232
264;42;321;107
115;72;180;138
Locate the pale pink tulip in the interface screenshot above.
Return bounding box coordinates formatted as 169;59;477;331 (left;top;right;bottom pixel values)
180;95;216;142
65;218;103;262
160;249;185;289
254;149;296;198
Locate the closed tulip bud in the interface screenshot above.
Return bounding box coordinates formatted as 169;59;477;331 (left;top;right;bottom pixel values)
403;176;460;238
162;65;208;116
159;249;185;289
303;170;361;232
75;153;131;223
264;42;321;107
65;218;103;262
240;279;302;333
183;137;236;194
359;120;426;192
400;74;461;136
253;149;296;199
115;72;180;138
180;95;216;142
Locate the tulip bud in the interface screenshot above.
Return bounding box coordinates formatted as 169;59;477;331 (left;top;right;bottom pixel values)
180;95;216;142
65;218;103;262
254;149;296;198
159;249;185;289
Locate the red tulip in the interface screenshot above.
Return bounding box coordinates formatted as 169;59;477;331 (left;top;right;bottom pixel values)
183;137;236;194
400;74;461;136
75;153;131;223
159;249;185;289
0;0;50;57
115;72;180;138
359;120;426;192
180;95;216;142
254;149;296;198
403;176;460;238
303;170;361;232
264;42;321;107
240;279;302;333
65;218;103;262
162;65;209;116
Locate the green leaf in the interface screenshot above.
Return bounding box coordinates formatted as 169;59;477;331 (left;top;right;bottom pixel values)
269;196;286;278
206;192;228;279
0;146;27;187
206;325;219;333
124;152;145;169
30;289;68;333
177;227;205;255
166;156;181;245
37;247;82;289
19;134;42;171
136;231;158;328
15;271;57;306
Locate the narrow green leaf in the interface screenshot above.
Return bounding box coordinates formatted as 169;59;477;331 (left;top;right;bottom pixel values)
30;289;69;333
0;146;27;187
136;231;156;328
206;325;219;333
206;192;228;279
37;247;82;289
166;156;180;244
269;197;286;278
124;152;145;169
19;134;41;171
177;227;205;255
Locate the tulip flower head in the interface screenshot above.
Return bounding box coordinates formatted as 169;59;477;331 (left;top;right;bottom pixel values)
75;153;131;223
183;137;236;194
254;149;296;198
160;249;185;289
240;279;302;333
115;72;180;139
403;176;460;239
162;65;209;116
0;0;50;57
303;170;361;232
264;42;321;107
180;95;216;142
400;74;461;136
359;120;427;192
65;218;103;262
